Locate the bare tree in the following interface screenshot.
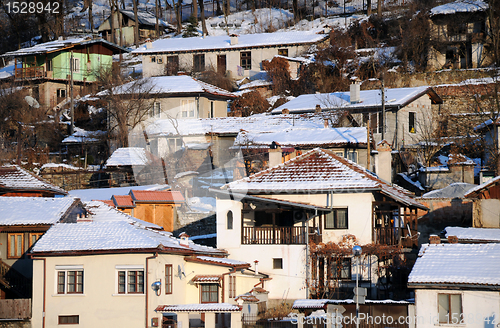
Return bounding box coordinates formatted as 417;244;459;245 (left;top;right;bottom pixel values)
81;0;95;31
199;0;208;36
133;0;140;46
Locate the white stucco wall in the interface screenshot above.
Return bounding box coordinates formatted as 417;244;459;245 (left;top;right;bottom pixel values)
414;289;500;328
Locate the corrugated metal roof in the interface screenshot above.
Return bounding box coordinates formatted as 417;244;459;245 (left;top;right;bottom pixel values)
156;303;241;312
130;190;184;203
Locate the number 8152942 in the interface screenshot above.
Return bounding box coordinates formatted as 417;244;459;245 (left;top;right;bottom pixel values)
5;1;60;14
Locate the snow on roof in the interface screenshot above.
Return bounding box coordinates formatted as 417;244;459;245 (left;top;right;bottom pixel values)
3;37;129;57
222;148;425;209
239;79;273;90
62;127;105;144
445;227;500;242
108;76;236;98
420;182;476;198
133;30;327;54
0;165;67;195
293;299;412;309
234;127;367;148
408;243;500;287
464;175;500;198
156;303;241;312
105;147;150;167
119;9;171;27
84;200;162;229
145;113;338;138
40;163;82;171
68;184;169;201
193;256;249;267
31;220;225;254
191;275;222;283
0;197;77;226
271;86;441;114
430;0;487;16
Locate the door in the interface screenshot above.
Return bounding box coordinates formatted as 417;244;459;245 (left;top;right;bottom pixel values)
217;55;226;75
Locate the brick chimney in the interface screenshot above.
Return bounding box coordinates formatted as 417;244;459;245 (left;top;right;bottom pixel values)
429;235;441;244
282;108;290;114
447;235;459;244
315;104;322;113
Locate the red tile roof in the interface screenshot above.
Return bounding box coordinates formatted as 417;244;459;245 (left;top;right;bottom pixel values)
100;200;116;207
191;275;222;283
130;190;185;203
112;195;135;208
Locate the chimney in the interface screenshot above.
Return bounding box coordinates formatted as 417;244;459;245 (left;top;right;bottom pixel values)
375;140;392;183
179;232;190;247
324;118;329;128
268;141;282;168
282;108;290;114
230;34;238;45
254;260;259;275
350;82;360;104
447;235;458;244
315;104;322;113
429;235;441;244
146;39;153;49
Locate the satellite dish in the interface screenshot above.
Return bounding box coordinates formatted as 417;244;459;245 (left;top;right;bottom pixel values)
24;96;40;108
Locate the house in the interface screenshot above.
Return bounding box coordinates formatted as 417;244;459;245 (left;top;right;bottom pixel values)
215;148;426;303
29;217;268;328
2;37;129;108
464;175;500;228
0;165;67;197
444;226;500;243
132;30;329;79
98;9;174;46
271;85;444;148
427;0;490;70
105;189;185;231
408;243;500;327
0;196;82;298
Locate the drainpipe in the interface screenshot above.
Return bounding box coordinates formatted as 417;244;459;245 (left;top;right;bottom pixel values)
145;253;159;328
33;257;46;328
306;209;319;299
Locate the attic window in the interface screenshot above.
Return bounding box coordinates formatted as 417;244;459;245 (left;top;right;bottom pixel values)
278;48;288;57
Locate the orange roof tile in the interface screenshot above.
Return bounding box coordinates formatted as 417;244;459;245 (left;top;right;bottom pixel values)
112;195;135;208
130;190;185;203
99;200;116;207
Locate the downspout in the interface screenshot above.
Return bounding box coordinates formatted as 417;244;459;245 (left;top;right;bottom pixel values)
33;257;47;328
306;208;319;299
221;267;237;303
145;252;159;328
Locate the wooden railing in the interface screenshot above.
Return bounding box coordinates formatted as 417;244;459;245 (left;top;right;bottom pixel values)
15;66;46;80
374;227;403;246
242;226;306;245
0;299;31;319
0;259;32;298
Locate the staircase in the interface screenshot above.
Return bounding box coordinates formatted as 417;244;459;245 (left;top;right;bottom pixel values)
0;259;32;298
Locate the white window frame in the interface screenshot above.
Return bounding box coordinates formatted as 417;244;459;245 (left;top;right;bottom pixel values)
181;99;196;118
150;102;161;118
55;265;84;295
72;57;80;73
438;293;463;324
115;265;145;295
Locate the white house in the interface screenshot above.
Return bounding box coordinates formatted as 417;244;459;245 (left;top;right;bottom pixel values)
271;85;443;148
132;30;329;79
408;243;500;328
215;148;426;304
30;201;268;328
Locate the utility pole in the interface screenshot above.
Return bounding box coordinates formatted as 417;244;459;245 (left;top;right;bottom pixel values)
367;115;371;170
381;77;385;140
70;51;75;135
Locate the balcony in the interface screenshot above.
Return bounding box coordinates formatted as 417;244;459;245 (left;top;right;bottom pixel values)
15;66;48;80
242;226;307;245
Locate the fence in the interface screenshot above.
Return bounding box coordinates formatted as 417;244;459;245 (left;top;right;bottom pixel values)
0;299;31;320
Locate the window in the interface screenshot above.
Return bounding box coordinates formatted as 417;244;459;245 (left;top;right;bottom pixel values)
58;315;79;324
201;284;218;303
72;58;80;73
166;56;179;75
332;258;351;280
209;101;214;118
165;264;173;294
151;56;156;63
378;111;384;134
409;112;416;133
46;59;53;71
278;48;288;57
57;269;84;294
157;56;163;64
8;233;23;258
325;209;348;229
150;102;161;118
346;151;357;163
227;211;233;230
57;89;67;98
273;258;283;269
29;232;43;248
228;275;236;298
181;99;196;118
118;269;144;294
438;294;462;324
240;51;251;70
193;54;205;72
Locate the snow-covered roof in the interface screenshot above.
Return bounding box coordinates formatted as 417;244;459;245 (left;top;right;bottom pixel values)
133;30;328;54
408;243;500;287
145;113;340;138
234;127;367;148
84;200;162;229
464;175;500;198
222;148;426;209
430;0;487;16
3;37;129;57
41;163;83;171
156;303;241;312
108;76;236;99
119;9;171;27
239;79;273;90
62;127;105;144
31;220;225;255
190;256;249;267
105;147;150;167
420;182;476;198
293;299;412;309
445;227;500;243
0;165;67;195
0;197;77;226
271;86;442;114
191;275;222;283
68;184;169;201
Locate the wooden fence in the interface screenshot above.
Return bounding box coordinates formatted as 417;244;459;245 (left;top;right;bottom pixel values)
0;299;31;320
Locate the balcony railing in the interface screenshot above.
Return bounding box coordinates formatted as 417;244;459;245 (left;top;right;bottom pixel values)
374;227;403;246
15;66;46;80
243;226;307;245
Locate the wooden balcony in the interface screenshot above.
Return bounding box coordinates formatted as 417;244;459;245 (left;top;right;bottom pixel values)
15;66;47;80
242;226;307;245
374;227;402;246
